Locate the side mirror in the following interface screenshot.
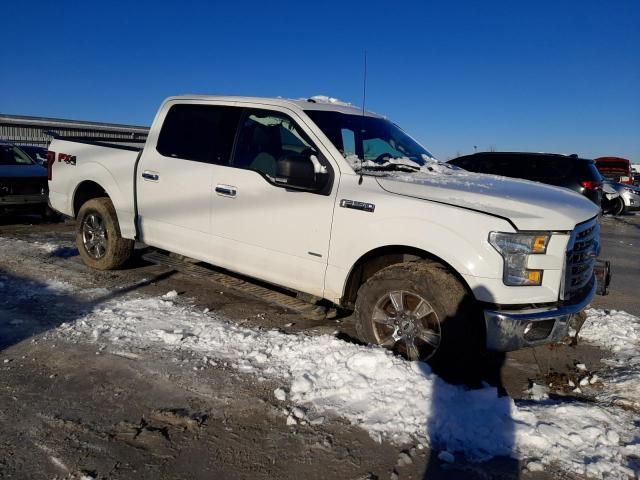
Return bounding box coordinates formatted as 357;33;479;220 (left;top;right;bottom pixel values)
275;153;328;190
309;154;327;175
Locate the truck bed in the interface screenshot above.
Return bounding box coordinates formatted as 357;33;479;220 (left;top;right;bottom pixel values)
47;138;142;239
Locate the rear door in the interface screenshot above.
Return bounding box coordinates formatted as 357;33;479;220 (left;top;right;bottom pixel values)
136;102;242;260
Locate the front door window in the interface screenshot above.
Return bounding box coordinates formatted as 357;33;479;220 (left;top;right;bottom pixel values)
232;110;316;178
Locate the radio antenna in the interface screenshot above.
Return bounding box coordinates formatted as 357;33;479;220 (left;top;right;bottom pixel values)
358;51;367;185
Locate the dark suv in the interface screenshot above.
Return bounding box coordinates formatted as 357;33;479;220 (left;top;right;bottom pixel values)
448;152;603;206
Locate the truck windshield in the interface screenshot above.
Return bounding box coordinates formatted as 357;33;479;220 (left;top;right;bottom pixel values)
305;110;434;172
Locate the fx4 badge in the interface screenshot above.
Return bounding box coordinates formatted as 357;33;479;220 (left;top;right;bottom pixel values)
340;199;375;213
58;153;76;165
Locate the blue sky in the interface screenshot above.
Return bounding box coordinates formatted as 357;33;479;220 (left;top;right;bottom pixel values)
2;0;638;160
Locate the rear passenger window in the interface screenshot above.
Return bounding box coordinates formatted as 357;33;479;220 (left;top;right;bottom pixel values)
156;104;242;164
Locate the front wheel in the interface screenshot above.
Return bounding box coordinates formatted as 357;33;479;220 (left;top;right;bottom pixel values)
76;197;134;270
603;196;625;216
612;197;626;216
353;262;484;369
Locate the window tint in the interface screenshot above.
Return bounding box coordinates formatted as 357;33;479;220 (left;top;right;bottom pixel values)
156;104;241;164
530;158;573;184
580;162;603;182
452;154;603;189
448;157;471;170
450;155;501;174
340;128;356;157
232;110;315;177
0;145;35;165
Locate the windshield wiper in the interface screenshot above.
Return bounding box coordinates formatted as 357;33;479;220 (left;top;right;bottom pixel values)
361;163;421;173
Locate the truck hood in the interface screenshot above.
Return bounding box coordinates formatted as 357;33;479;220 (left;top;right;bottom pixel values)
375;168;600;231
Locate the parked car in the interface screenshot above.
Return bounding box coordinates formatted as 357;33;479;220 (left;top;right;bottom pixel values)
447;152;603;207
603;180;640;215
595;157;633;185
0;142;50;216
633;164;640;187
17;145;49;166
601;182;623;215
47;95;605;365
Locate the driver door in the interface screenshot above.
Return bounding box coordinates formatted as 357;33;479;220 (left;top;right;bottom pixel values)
208;108;337;297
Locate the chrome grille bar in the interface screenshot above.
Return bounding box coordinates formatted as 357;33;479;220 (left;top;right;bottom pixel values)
562;218;600;301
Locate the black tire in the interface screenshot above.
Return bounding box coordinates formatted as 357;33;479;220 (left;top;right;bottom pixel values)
612;197;626;216
354;261;484;375
76;197;134;270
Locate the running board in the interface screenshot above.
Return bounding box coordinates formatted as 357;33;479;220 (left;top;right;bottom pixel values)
142;250;332;321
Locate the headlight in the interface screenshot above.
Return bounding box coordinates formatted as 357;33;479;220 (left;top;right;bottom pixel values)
489;232;550;286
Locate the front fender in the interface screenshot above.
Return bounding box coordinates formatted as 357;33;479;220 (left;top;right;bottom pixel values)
324;194;513;303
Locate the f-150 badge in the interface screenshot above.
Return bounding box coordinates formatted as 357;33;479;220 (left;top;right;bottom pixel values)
340;199;375;213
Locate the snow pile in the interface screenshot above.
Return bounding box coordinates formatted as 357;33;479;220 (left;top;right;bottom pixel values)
389;168;502;191
581;308;640;410
2;267;638;478
31;241;65;253
42;289;639;478
0;238;77;258
306;95;352;106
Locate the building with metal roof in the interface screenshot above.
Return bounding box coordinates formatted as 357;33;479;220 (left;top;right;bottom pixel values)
0;113;149;148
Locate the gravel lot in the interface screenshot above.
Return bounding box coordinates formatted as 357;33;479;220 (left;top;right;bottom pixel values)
0;213;638;480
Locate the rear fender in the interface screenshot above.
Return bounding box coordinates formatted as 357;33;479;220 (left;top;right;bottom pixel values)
70;162;135;239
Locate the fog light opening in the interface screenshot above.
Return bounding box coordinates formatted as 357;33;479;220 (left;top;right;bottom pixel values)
523;320;556;341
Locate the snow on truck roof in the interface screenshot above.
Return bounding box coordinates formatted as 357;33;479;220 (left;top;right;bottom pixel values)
166;94;384;118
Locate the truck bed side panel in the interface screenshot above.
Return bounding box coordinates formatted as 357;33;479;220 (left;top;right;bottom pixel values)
48;139;140;239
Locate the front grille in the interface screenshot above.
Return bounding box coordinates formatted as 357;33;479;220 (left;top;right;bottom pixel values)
562;218;599;302
0;177;48;196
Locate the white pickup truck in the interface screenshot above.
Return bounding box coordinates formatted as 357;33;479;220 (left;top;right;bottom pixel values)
48;95;602;365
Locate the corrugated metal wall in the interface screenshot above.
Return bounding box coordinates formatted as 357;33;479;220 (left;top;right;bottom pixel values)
0;114;149;147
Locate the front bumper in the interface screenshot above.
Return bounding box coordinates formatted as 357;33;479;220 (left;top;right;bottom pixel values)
484;281;597;351
622;190;640;211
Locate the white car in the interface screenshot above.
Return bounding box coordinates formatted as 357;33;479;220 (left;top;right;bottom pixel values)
47;95;602;365
603;180;640;215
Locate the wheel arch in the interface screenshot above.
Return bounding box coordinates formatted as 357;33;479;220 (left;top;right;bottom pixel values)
73;180;110;217
340;245;473;309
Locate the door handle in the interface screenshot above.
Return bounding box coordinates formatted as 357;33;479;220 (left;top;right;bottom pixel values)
142;171;159;181
215;184;237;197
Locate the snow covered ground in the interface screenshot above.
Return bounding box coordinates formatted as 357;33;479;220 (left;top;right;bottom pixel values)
1;270;638;479
581;309;640;411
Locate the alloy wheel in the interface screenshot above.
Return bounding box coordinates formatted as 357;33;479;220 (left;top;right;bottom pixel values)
371;290;441;360
81;213;108;259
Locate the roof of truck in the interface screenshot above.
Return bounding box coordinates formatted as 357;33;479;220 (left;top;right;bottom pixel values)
166;95;384;118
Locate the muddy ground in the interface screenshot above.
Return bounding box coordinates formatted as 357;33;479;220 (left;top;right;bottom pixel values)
0;213;637;480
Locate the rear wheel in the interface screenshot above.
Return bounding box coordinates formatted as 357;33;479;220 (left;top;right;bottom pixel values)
76;197;133;270
353;262;484;371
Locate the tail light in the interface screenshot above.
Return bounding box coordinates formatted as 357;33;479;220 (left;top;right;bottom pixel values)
581;180;602;190
47;151;55;181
